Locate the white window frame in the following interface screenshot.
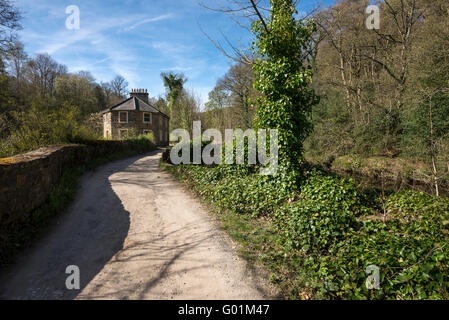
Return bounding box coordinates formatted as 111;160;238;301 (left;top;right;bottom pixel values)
119;129;128;139
143;112;152;124
119;111;128;123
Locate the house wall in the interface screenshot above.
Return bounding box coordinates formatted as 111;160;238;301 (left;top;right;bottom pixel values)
103;113;112;138
104;111;169;146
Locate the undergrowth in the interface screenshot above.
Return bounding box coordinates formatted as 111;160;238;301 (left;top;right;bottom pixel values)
162;160;449;300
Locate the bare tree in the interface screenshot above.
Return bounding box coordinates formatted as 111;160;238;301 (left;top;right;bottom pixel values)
198;0;271;64
26;53;68;98
199;0;319;64
217;62;256;129
109;75;129;99
5;41;27;95
0;0;21;54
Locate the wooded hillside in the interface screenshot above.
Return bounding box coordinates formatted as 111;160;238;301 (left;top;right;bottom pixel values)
200;0;449;195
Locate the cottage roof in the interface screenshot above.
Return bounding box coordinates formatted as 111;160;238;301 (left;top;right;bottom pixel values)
102;97;169;118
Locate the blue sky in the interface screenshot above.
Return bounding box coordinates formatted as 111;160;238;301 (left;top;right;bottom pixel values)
15;0;333;105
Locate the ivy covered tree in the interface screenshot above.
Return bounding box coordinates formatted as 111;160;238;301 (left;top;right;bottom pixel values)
251;0;318;190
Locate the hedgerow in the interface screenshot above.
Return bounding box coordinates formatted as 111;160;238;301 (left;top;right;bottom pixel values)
175;164;289;217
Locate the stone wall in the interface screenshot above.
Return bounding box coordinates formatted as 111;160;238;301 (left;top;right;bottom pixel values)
0;140;155;228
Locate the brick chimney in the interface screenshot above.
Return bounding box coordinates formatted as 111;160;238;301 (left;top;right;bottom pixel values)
130;88;149;103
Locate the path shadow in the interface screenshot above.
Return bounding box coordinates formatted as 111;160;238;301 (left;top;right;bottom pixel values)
0;152;159;300
78;223;217;300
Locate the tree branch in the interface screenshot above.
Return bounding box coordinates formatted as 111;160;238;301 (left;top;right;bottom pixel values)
249;0;269;33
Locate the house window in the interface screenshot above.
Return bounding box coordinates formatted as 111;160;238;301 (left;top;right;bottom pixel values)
119;129;128;139
143;112;151;124
119;111;128;123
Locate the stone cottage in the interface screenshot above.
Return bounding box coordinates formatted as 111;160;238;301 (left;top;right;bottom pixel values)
102;89;169;146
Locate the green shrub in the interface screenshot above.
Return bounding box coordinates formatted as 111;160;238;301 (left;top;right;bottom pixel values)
315;191;449;299
273;199;357;253
177;164;289;217
136;132;155;144
301;170;369;215
385;190;449;221
0;104;100;158
273;171;367;253
212;176;289;217
124;135;156;154
317;218;449;299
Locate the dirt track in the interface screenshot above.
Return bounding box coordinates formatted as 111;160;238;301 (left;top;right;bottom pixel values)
0;150;274;300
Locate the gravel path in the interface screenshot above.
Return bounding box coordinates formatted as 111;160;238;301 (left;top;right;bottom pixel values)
0;150;274;300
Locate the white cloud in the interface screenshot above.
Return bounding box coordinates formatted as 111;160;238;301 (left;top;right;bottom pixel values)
35;15;139;54
124;14;174;32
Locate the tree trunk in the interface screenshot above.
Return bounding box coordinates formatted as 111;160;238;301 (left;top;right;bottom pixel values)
429;96;439;197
